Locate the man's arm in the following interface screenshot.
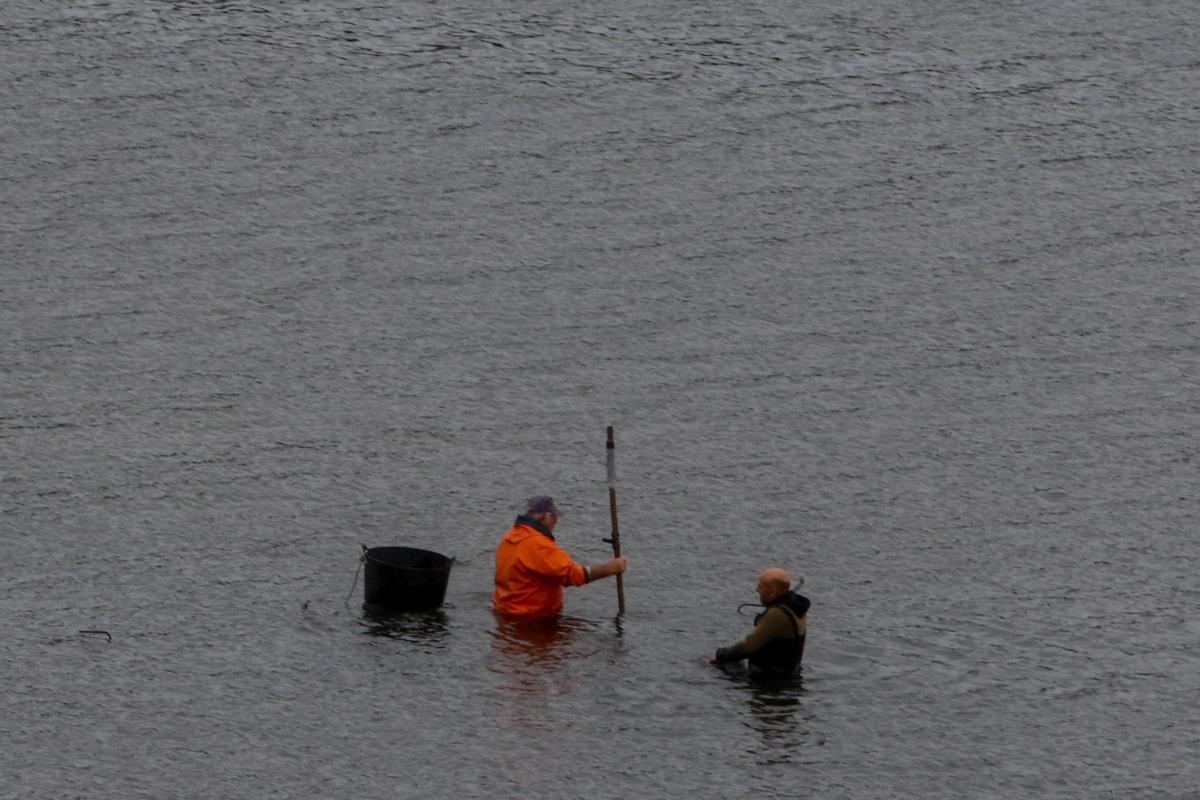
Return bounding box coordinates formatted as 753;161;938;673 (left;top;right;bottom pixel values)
527;540;627;587
525;538;589;586
584;557;627;583
711;607;791;664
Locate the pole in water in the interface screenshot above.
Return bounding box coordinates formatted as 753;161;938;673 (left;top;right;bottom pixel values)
606;425;626;615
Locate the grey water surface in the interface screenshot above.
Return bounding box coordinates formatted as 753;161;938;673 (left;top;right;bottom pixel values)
3;1;1199;798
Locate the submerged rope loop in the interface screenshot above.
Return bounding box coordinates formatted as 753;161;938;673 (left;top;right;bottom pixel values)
343;552;365;610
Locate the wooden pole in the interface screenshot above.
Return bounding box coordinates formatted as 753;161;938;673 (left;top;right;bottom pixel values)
607;425;626;615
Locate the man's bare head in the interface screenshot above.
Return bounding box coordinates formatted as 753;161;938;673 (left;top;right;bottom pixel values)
756;567;791;603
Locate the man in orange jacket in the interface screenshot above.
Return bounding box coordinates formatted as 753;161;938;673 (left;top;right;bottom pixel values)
493;496;628;617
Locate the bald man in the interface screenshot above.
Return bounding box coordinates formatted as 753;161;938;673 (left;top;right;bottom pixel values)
708;567;810;677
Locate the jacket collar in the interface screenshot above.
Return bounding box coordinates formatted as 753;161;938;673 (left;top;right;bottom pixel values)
515;514;555;541
768;591;811;618
766;591;800;609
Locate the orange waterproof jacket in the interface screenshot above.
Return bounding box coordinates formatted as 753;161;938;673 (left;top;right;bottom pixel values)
493;516;588;616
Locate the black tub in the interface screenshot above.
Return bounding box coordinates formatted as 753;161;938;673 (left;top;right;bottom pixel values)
362;545;455;611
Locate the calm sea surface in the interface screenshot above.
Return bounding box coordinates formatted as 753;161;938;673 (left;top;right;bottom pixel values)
3;1;1199;797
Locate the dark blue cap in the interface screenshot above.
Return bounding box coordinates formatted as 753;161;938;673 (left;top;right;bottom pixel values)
524;495;560;516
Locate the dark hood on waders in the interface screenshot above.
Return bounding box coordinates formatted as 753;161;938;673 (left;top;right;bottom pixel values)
765;591;811;621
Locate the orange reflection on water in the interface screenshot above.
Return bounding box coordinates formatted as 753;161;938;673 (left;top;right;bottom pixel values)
486;614;596;730
490;615;588;665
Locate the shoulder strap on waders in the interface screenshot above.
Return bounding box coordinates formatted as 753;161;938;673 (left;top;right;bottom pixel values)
776;604;800;637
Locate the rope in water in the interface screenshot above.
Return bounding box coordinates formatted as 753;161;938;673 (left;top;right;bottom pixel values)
343;552;365;611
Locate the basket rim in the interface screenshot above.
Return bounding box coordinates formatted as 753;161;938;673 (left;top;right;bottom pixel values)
363;545;454;570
